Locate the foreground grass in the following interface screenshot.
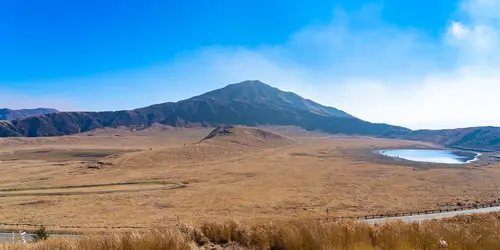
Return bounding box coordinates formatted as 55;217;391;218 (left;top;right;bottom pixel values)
2;212;499;250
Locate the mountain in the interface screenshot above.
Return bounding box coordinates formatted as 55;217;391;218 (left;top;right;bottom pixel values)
188;80;353;118
0;80;408;138
0;108;59;120
0;80;499;152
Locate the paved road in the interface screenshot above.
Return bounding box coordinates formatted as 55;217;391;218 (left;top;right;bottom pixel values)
0;232;81;243
0;232;16;243
363;206;500;225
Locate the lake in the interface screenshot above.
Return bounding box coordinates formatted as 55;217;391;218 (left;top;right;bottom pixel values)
379;149;480;164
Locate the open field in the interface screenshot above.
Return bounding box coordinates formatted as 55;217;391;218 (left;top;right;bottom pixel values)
2;212;500;249
0;125;499;230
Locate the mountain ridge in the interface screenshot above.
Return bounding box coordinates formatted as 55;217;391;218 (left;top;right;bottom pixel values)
0;108;59;120
396;126;500;152
0;80;499;151
0;80;407;137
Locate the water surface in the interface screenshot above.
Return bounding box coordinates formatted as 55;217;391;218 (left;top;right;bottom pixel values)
379;149;479;164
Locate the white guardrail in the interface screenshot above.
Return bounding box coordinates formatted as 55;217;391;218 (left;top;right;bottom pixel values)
0;231;81;243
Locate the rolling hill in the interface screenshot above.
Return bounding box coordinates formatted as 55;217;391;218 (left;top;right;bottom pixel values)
201;125;295;147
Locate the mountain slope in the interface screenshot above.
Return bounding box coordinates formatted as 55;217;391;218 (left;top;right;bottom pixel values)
400;127;500;152
188;80;353;118
1;81;499;152
0;80;408;138
0;108;58;120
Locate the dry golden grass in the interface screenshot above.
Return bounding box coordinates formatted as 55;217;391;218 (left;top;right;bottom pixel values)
0;181;182;197
2;212;500;249
0;126;499;230
0;228;195;250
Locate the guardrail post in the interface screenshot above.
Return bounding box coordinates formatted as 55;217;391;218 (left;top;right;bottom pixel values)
20;231;26;243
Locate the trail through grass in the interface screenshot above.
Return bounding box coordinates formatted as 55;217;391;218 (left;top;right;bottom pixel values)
0;181;184;197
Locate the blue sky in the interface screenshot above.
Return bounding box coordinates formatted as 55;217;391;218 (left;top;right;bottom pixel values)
1;0;500;129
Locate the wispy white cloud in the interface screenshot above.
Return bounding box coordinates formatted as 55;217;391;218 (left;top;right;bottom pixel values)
325;0;500;129
4;0;500;129
161;0;500;129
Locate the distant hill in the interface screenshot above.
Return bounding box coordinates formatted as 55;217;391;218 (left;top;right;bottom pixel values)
0;108;58;120
0;80;499;152
397;127;500;152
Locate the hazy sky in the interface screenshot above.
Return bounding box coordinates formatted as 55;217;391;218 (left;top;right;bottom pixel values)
1;0;499;129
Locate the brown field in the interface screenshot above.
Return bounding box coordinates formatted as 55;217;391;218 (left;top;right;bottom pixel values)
0;125;499;230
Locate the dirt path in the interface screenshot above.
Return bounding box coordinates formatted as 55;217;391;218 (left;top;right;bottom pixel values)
0;181;184;197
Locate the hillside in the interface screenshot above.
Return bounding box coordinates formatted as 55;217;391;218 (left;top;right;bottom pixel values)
0;108;58;120
137;126;294;165
400;127;500;152
0;80;408;138
188;80;353;118
0;80;499;152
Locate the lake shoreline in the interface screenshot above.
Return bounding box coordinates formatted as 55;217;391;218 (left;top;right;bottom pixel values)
378;149;480;165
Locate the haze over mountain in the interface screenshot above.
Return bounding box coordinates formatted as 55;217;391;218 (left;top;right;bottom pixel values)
0;81;408;137
0;108;58;120
0;80;499;152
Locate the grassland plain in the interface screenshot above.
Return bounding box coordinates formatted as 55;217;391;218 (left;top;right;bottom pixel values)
1;212;500;249
0;125;499;230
